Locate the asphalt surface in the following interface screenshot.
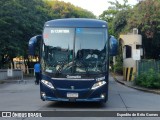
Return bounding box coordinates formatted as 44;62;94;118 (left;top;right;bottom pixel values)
0;75;160;120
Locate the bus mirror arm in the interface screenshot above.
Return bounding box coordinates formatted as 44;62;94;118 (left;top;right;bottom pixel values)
28;35;42;56
109;35;118;56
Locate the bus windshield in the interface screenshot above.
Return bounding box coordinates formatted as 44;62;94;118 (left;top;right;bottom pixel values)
42;27;108;76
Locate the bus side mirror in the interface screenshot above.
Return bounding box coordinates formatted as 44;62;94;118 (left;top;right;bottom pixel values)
109;36;118;56
28;35;42;56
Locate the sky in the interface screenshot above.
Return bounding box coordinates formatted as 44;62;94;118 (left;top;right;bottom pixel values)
58;0;138;16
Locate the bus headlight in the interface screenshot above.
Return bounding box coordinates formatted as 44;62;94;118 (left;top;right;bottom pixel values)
91;81;106;90
41;80;54;89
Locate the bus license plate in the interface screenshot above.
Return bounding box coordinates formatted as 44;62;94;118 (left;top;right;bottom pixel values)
67;93;78;98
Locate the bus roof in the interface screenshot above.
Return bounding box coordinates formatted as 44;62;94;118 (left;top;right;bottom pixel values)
44;18;108;28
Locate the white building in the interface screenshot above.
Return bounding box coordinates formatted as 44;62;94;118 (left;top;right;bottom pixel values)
119;29;143;81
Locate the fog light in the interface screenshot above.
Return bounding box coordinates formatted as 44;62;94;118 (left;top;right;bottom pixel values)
41;92;46;101
42;92;46;97
100;94;105;99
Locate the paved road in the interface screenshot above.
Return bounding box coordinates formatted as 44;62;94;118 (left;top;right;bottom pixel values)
0;76;160;120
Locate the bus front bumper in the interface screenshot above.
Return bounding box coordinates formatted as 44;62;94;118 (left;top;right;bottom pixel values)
41;95;106;102
40;83;108;102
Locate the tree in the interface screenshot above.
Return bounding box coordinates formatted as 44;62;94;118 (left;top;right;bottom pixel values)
127;0;160;59
0;0;53;68
45;0;95;18
0;0;96;69
99;0;132;74
128;0;160;38
99;0;131;36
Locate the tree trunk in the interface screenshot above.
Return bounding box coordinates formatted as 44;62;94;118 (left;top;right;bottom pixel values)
11;58;15;69
24;56;28;74
1;54;5;68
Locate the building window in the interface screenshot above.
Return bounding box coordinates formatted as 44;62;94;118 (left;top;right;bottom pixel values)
125;45;132;58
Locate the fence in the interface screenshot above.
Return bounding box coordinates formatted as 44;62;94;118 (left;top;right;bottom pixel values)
0;68;37;84
138;60;160;74
0;68;34;82
0;69;23;82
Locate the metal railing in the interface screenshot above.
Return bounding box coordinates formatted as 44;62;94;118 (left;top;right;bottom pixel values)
138;60;160;74
0;69;23;83
0;68;36;84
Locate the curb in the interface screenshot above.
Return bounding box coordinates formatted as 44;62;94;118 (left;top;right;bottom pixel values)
112;74;160;95
0;78;35;84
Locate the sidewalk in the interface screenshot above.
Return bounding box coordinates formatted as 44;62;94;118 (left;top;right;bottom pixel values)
112;73;160;95
0;77;35;84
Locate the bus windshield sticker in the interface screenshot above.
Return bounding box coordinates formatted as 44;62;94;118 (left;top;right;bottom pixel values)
76;28;82;33
51;29;70;34
43;34;49;38
96;76;105;81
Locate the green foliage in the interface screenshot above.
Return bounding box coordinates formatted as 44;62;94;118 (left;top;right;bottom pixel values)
99;0;131;36
112;10;130;36
127;0;160;37
100;0;160;59
127;0;160;59
99;0;127;74
0;0;96;69
135;69;160;89
0;0;51;68
113;44;123;75
114;61;123;75
45;0;95;19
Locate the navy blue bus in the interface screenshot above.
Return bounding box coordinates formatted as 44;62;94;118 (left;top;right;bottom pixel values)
29;18;118;102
